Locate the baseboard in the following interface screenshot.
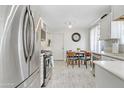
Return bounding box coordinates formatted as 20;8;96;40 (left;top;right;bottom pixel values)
54;60;64;61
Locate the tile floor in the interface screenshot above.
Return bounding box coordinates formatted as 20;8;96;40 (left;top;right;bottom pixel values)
45;61;96;88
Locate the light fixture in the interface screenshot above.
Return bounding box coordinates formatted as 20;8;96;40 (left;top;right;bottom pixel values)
68;24;72;29
68;21;72;29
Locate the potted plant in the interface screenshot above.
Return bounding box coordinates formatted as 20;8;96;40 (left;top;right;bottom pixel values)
77;48;80;52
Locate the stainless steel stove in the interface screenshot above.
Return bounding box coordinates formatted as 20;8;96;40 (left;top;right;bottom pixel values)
41;50;53;87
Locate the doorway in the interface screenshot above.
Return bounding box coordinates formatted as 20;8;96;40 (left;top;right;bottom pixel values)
51;33;64;61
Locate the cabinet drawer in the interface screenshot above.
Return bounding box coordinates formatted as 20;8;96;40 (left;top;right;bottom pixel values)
102;55;122;61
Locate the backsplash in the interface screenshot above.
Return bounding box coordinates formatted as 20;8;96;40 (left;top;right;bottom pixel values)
103;40;124;53
103;40;112;52
119;45;124;53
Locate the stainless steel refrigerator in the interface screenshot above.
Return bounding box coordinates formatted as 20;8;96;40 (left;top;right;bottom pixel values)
0;5;41;88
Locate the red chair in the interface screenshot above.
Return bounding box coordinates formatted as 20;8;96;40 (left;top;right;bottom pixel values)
84;51;91;69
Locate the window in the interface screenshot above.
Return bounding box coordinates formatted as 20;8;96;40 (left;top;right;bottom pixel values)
90;25;101;52
118;21;124;45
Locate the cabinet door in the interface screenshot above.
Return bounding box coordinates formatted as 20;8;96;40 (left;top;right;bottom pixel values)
95;65;124;88
112;5;124;20
100;14;111;40
102;55;121;61
101;56;113;61
111;21;120;38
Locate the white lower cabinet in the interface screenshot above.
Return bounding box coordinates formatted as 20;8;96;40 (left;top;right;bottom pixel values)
95;55;124;87
95;65;124;88
101;55;123;61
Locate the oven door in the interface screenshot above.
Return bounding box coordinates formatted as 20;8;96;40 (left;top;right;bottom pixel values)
44;56;52;78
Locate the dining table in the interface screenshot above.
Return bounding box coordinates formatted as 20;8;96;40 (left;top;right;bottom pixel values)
75;51;85;55
73;51;89;68
66;50;90;68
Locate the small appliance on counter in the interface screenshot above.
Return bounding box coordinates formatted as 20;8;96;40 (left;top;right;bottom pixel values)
112;40;119;54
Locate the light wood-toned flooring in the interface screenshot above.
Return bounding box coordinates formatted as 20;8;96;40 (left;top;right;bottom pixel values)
45;61;96;88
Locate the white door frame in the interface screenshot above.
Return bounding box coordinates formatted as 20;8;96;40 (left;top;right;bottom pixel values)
51;32;64;61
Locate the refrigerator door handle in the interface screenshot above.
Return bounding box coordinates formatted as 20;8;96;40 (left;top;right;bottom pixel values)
27;7;35;61
22;8;30;63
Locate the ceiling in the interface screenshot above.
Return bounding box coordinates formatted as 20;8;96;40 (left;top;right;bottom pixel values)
32;5;111;32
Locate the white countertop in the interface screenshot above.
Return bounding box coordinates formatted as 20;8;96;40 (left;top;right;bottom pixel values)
92;51;124;60
94;61;124;81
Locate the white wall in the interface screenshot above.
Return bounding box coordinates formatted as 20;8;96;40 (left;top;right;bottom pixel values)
63;29;90;51
31;6;52;50
63;29;90;60
50;28;90;60
50;28;90;51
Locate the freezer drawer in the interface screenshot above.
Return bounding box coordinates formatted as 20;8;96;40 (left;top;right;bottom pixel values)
17;68;40;88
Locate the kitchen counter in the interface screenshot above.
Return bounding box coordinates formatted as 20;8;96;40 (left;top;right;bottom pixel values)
94;61;124;81
92;51;124;61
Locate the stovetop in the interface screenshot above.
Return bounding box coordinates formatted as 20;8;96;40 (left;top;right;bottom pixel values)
41;50;52;56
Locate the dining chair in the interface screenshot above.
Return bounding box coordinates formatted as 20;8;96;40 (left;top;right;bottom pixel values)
79;50;86;64
76;52;85;67
84;51;91;69
66;50;72;63
66;51;77;68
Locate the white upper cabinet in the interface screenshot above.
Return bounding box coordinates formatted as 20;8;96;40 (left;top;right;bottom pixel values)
111;21;120;38
100;13;120;40
112;5;124;21
100;13;111;40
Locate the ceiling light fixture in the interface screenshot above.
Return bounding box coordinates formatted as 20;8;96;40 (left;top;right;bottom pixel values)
68;21;72;29
68;24;72;29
